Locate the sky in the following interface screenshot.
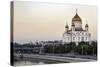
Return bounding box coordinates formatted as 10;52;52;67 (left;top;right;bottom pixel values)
13;1;97;43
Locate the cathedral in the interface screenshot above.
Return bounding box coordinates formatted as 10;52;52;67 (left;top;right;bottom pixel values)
63;9;91;45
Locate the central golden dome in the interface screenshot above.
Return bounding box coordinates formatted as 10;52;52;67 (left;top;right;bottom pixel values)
72;13;81;21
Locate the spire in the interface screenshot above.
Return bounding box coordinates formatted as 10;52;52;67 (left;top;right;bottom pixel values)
86;20;88;24
76;9;78;14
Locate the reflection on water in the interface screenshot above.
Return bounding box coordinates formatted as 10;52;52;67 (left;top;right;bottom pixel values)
14;58;65;66
14;60;45;66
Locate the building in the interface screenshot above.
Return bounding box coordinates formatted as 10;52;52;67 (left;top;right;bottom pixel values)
63;9;91;45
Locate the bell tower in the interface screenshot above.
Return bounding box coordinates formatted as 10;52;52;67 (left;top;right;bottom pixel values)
65;22;69;32
85;21;89;32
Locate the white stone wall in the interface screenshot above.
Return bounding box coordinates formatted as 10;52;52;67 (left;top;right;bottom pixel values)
63;33;71;43
72;21;82;29
63;31;91;45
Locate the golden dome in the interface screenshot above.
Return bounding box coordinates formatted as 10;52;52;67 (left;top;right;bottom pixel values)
85;24;88;27
72;13;81;21
65;24;69;28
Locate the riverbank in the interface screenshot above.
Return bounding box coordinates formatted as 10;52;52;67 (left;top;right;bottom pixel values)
40;53;97;60
14;54;96;63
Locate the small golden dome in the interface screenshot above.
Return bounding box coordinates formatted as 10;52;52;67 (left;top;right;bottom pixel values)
85;24;88;27
65;24;69;28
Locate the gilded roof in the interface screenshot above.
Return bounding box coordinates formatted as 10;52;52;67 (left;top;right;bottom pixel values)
85;24;88;27
65;24;69;28
72;13;81;21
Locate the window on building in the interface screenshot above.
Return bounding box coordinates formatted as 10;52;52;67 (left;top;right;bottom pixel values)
85;33;87;35
73;37;75;40
72;33;75;35
67;37;69;41
86;37;87;40
77;32;80;35
81;37;84;41
82;32;84;35
76;33;77;35
78;37;80;40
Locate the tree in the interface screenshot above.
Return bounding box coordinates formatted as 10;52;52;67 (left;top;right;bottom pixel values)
76;41;89;55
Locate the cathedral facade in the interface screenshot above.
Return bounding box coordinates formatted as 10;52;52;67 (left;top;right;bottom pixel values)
63;10;91;45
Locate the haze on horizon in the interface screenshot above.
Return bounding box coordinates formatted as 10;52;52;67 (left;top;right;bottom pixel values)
13;1;97;44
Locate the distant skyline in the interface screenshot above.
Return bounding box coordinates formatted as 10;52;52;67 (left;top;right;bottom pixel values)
14;1;97;43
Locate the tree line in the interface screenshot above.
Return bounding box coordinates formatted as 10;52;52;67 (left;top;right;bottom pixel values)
13;41;97;56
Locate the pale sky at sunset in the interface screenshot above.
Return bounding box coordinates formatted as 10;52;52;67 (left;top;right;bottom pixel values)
14;1;97;43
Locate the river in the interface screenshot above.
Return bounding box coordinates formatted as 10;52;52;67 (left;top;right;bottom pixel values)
14;58;66;66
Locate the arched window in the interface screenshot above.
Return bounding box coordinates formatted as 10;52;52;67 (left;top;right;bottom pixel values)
85;33;87;35
67;37;69;41
73;37;75;40
82;32;84;35
78;37;80;40
86;37;87;40
81;37;84;41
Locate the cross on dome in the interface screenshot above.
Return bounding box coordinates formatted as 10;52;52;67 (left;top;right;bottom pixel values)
76;9;78;14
